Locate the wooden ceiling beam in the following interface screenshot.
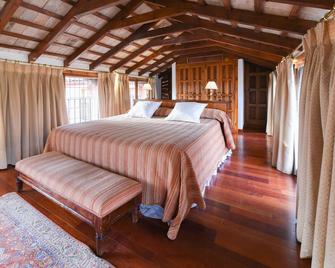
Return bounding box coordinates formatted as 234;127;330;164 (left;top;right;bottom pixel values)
254;0;264;32
211;40;281;62
10;17;50;31
281;5;301;37
265;0;334;9
27;0;127;62
222;0;231;10
108;36;165;72
20;2;63;20
0;0;22;31
76;0;124;17
142;46;229;76
126;46;174;74
64;0;145;66
140;36;279;75
89;22;156;70
177;15;300;49
148;0;316;34
148;30;286;60
149;58;176;76
0;30;41;42
139;51;177;75
95;7;186;31
28;0;87;62
127;40;214;73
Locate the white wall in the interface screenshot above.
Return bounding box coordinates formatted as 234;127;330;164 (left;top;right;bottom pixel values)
238;59;244;130
171;62;176;100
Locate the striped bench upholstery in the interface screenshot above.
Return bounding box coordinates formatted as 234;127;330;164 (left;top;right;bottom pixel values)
15;152;142;256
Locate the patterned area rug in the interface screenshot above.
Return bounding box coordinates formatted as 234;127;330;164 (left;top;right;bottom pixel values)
0;192;113;267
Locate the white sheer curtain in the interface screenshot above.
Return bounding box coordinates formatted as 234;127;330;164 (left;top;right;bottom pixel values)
98;72;130;118
296;19;335;268
0;61;68;169
271;58;298;174
266;71;277;136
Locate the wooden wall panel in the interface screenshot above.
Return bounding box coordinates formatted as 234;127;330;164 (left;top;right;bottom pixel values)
176;58;238;132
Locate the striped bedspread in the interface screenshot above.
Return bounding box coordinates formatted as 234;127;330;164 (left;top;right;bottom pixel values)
44;111;235;239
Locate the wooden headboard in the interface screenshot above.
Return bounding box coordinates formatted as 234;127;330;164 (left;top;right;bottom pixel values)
135;99;238;132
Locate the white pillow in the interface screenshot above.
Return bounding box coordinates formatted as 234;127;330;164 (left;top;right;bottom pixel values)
128;101;161;118
165;102;208;123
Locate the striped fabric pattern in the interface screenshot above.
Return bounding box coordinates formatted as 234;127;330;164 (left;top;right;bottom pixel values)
16;152;142;218
44;114;234;239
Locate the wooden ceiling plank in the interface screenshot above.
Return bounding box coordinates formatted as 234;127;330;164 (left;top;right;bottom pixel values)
147;0;316;34
64;0;144;66
264;0;333;9
0;0;22;31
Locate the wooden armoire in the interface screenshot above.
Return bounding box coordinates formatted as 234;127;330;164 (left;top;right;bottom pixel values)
176;58;238;132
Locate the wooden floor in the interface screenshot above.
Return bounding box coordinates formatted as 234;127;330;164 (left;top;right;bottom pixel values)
0;133;311;268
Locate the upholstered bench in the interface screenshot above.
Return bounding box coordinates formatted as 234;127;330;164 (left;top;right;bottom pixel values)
15;152;142;256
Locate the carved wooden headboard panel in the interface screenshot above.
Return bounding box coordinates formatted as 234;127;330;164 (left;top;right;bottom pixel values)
136;99;237;132
159;99;227;112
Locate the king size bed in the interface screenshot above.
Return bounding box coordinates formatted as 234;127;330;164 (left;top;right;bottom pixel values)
44;100;235;240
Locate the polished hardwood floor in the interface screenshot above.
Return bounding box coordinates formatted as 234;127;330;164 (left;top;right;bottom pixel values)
0;133;311;268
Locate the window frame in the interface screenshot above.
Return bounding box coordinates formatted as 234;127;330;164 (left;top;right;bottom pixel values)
63;72;99;124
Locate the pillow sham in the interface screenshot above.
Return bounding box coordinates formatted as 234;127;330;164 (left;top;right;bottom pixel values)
165;102;208;123
128;101;161;118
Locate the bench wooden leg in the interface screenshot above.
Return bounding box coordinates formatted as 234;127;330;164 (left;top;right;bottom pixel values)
16;178;23;192
132;195;141;223
95;232;104;257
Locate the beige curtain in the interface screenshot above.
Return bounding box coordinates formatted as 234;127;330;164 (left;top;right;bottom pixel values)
271;58;298;174
148;77;157;99
297;20;335;268
98;72;130;117
266;71;277;136
0;61;68;169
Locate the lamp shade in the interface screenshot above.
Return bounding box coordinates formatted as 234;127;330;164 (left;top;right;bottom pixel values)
143;83;152;91
205;81;218;90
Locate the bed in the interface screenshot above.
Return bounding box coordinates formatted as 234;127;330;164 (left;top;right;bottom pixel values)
44;100;235;240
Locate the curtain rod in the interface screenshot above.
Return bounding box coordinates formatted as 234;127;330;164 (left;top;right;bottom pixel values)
320;4;335;22
0;58;130;76
278;5;335;66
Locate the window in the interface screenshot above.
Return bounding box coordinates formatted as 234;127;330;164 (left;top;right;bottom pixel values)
65;77;99;124
129;78;148;107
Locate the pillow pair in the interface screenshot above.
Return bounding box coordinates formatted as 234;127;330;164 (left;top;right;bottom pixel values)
128;101;208;123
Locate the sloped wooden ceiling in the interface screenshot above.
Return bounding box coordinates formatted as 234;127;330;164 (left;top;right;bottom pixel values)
0;0;332;75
